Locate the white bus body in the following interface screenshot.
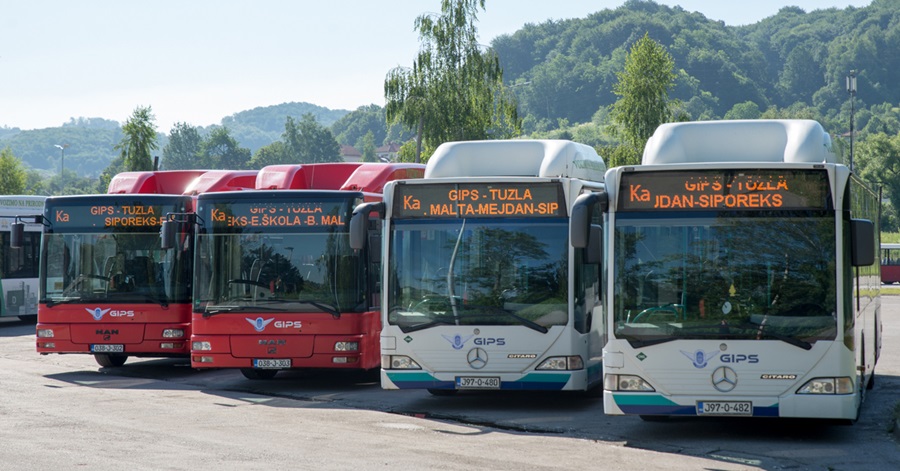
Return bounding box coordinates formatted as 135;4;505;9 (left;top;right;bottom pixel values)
601;120;880;421
367;140;607;393
0;196;47;320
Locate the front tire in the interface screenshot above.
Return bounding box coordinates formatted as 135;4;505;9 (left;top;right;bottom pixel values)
95;354;128;367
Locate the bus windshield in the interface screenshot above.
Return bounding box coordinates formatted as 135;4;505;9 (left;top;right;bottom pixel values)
387;219;568;333
613;212;836;348
42;232;189;305
194;232;364;317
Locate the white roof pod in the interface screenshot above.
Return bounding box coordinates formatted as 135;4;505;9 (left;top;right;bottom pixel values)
643;119;837;165
425;139;606;182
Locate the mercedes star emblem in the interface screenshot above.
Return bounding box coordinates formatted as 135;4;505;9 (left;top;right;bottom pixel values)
711;366;738;392
467;348;488;369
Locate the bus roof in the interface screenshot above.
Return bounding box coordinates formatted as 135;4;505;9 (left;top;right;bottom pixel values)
424;139;606;181
643;119;837;165
255;162;425;193
107;170;208;194
183;170;259;195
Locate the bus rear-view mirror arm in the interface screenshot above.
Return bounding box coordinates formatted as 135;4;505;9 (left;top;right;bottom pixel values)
349;202;385;251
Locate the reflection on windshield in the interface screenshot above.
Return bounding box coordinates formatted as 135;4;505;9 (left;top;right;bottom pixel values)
388;219;568;332
195;232;364;315
42;232;190;305
613;214;837;348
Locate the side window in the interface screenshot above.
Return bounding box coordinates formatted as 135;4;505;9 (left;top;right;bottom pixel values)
573;202;602;334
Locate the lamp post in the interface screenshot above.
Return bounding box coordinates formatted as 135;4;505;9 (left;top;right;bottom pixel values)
846;70;857;172
54;144;69;193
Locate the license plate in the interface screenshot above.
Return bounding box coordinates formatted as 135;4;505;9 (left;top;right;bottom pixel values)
696;401;753;416
253;359;291;369
456;376;501;389
90;344;124;353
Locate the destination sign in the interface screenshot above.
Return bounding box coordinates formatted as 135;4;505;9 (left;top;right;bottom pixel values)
205;200;352;230
619;170;831;211
393;182;566;218
50;203;175;229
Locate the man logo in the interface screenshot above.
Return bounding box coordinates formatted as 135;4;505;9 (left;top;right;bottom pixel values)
711;366;738;392
467;348;488;369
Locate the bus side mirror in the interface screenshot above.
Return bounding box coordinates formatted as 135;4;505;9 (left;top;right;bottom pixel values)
160;219;176;250
584;224;602;265
350;202;385;251
851;218;875;267
571;191;607;249
10;222;24;249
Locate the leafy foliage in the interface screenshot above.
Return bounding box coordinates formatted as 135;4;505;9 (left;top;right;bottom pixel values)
0;147;27;194
385;0;520;162
115;106;158;172
609;33;677;161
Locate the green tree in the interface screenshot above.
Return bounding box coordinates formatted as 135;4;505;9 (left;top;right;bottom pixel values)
249;141;289;169
724;101;763;120
0;147;27;194
162;122;203;170
115;106;158;171
293;114;341;163
854;132;900;231
358;131;376;162
609;33;677;164
385;0;520;162
201;127;251;169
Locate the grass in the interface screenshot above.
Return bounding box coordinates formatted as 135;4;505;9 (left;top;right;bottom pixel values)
883;232;900;243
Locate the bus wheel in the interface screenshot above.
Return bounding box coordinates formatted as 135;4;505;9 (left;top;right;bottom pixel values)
241;368;278;380
427;388;458;396
94;354;128;367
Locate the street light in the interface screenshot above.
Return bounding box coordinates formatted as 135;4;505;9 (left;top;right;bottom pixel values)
846;70;857;172
54;144;69;193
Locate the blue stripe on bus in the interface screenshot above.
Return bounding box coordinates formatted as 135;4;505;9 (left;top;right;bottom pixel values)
385;371;571;391
613;394;780;416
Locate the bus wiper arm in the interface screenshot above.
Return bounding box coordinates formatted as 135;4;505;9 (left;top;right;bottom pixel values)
295;299;341;319
729;321;813;350
402;317;456;333
46;297;85;308
461;304;549;334
202;304;284;318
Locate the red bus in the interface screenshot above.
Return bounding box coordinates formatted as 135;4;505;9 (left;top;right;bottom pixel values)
180;162;424;379
23;170;256;367
882;243;900;284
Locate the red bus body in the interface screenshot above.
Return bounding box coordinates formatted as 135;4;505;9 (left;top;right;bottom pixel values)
882;243;900;284
36;170;257;367
189;163;424;379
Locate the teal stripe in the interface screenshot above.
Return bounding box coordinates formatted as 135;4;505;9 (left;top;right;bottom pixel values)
614;394;680;407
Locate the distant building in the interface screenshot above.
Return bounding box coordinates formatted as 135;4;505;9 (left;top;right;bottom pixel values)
375;142;402;163
340;144;362;162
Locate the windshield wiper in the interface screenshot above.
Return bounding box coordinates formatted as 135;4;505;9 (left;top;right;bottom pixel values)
459;304;549;334
264;299;342;319
202;304;284;318
46;297;88;308
401;317;457;333
619;322;813;350
729;321;813;350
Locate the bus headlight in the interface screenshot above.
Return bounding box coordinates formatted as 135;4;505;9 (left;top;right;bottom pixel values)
605;374;655;392
536;355;584;371
192;341;212;351
162;329;184;338
334;341;359;352
797;377;854;395
382;355;421;370
37;329;54;338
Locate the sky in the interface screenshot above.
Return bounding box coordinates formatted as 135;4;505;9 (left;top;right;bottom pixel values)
0;0;873;132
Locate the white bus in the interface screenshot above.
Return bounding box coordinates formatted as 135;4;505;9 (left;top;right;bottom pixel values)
1;196;47;322
579;120;880;421
351;140;608;393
